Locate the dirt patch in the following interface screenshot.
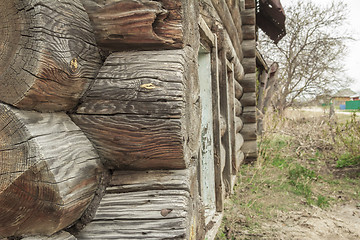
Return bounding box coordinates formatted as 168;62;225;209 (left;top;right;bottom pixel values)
260;203;360;240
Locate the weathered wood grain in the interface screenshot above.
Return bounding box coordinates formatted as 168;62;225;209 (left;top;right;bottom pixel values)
242;40;256;58
241;8;256;25
240;123;257;141
211;0;243;60
240;92;256;107
77;169;194;240
80;0;183;50
241;140;257;160
218;31;232;194
22;231;76;240
242;106;256;124
242;25;256;40
235;80;244;99
107;169;191;193
242;57;256;73
0;0;101;112
72;50;191;170
235;116;244;133
0;104;103;238
240;73;257;92
235;98;243;116
210;36;224;212
245;0;256;9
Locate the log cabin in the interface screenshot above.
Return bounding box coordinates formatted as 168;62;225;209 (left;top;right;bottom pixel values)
0;0;285;239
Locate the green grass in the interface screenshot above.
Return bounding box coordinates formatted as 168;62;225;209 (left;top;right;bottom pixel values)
336;153;360;168
216;110;360;240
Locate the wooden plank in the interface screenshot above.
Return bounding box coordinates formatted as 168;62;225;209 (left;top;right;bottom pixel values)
0;104;103;238
245;0;256;9
227;64;237;191
199;16;215;47
108;170;191;193
218;30;232;195
211;34;224;212
0;0;101;112
80;0;183;50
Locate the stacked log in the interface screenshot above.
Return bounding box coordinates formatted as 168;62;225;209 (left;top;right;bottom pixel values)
77;169;202;240
80;0;183;50
240;0;258;162
71;49;195;170
0;104;103;237
0;0;101;112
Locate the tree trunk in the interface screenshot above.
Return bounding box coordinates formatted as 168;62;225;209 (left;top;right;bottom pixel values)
0;0;101;112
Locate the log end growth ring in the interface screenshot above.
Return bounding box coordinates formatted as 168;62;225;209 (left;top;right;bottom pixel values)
0;104;104;238
0;0;101;112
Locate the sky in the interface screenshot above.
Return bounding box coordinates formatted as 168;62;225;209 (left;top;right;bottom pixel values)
280;0;360;93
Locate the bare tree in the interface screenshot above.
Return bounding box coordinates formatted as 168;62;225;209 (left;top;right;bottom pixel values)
258;0;353;114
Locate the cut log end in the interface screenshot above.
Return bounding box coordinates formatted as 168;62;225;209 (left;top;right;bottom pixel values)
0;0;101;112
0;104;103;238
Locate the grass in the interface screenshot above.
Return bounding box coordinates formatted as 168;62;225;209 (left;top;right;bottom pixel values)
216;109;360;239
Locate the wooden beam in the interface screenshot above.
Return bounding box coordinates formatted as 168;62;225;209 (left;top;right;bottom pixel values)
0;0;101;112
80;0;183;50
72;50;190;170
199;16;215;47
242;25;256;40
218;30;232;195
240;123;257;141
242;40;256;58
211;0;243;60
0;104;103;238
240;92;256;107
241;8;256;25
210;35;224;212
245;0;256;9
242;57;257;73
240;73;257;93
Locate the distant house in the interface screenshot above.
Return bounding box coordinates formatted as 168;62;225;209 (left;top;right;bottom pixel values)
332;88;357;109
350;93;360;101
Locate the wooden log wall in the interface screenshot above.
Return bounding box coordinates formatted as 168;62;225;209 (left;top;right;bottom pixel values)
240;0;258;162
0;0;101;112
0;104;103;238
0;0;258;238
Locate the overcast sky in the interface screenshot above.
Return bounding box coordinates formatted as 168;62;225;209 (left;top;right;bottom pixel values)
280;0;360;93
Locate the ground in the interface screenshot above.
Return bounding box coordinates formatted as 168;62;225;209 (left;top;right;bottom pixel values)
216;108;360;240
